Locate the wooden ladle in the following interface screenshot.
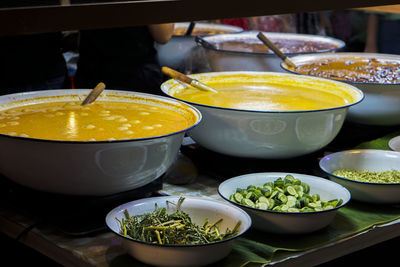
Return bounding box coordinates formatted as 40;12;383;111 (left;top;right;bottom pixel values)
81;82;106;106
162;66;218;93
257;32;297;69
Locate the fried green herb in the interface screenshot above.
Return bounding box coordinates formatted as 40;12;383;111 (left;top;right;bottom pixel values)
116;197;241;245
333;169;400;183
229;175;343;212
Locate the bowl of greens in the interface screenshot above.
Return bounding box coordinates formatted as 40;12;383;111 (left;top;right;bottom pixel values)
218;172;350;234
105;196;251;267
319;149;400;204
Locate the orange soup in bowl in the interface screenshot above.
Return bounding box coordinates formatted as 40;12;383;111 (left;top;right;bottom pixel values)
170;74;360;112
0;100;195;141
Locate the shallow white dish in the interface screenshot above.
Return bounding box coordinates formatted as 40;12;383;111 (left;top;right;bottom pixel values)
319;149;400;203
106;196;251;267
161;71;364;159
218;172;350;234
389;136;400;152
282;52;400;126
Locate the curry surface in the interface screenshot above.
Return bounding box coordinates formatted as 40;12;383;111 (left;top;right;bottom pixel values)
291;57;400;84
0;101;191;141
172;82;352;111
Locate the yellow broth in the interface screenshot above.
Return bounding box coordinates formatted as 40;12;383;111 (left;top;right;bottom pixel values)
171;80;354;111
0;100;193;141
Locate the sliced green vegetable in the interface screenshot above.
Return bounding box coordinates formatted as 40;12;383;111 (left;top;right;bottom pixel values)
228;175;344;213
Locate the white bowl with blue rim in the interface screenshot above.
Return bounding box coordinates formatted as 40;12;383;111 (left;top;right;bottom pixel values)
161;71;364;159
282;52;400;126
218;172;350;234
319;149;400;204
105;196;251;267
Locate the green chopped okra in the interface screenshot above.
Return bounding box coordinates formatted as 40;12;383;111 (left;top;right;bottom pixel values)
229;175;343;212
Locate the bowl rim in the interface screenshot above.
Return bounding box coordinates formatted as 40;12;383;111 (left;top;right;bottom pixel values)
388;136;400;152
0;89;202;144
217;172;351;215
161;71;364;114
105;195;252;248
172;22;244;37
196;30;345;56
319;149;400;186
281;52;400;86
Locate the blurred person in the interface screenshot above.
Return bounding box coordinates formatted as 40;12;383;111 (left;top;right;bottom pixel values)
364;12;400;54
74;24;174;95
248;14;297;33
0;32;68;95
215;18;249;30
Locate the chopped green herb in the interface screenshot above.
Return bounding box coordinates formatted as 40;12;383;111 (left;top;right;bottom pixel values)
117;197;241;245
332;169;400;183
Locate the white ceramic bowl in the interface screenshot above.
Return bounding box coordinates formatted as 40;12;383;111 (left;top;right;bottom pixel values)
389;136;400;152
161;71;364;159
218;172;350;234
105;196;251;267
319;149;400;203
282;52;400;126
0;90;201;196
197;31;345;73
156;22;243;72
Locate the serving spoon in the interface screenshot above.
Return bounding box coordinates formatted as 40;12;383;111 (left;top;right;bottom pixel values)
185;22;196;36
162;66;218;93
81;82;106;106
257;32;297;69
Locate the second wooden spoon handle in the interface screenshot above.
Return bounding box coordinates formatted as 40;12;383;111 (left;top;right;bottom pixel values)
162;66;193;84
257;32;297;68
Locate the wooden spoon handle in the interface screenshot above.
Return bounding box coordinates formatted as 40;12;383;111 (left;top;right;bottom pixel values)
257;32;297;68
162;66;193;84
81;82;106;106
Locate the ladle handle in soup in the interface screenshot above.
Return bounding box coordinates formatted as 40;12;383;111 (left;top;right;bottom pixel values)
185;22;196;36
257;32;297;69
162;66;193;84
162;66;218;93
81;82;106;106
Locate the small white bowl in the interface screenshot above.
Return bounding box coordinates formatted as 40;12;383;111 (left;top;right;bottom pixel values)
319;149;400;204
218;172;350;234
106;196;251;267
389;136;400;152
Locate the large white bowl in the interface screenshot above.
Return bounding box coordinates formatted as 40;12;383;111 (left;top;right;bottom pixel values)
105;196;251;267
319;149;400;203
282;52;400;126
0;90;201;196
197;31;345;73
218;172;350;234
161;71;364;159
156;22;243;72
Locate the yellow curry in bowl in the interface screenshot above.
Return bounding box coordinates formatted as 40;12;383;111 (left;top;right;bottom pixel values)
0;99;196;142
169;73;362;112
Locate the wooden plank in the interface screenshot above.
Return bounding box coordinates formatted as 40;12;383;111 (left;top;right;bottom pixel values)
356;4;400;14
1;1;400;35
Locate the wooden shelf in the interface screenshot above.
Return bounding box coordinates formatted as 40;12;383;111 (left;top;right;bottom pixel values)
1;0;400;35
356;4;400;14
